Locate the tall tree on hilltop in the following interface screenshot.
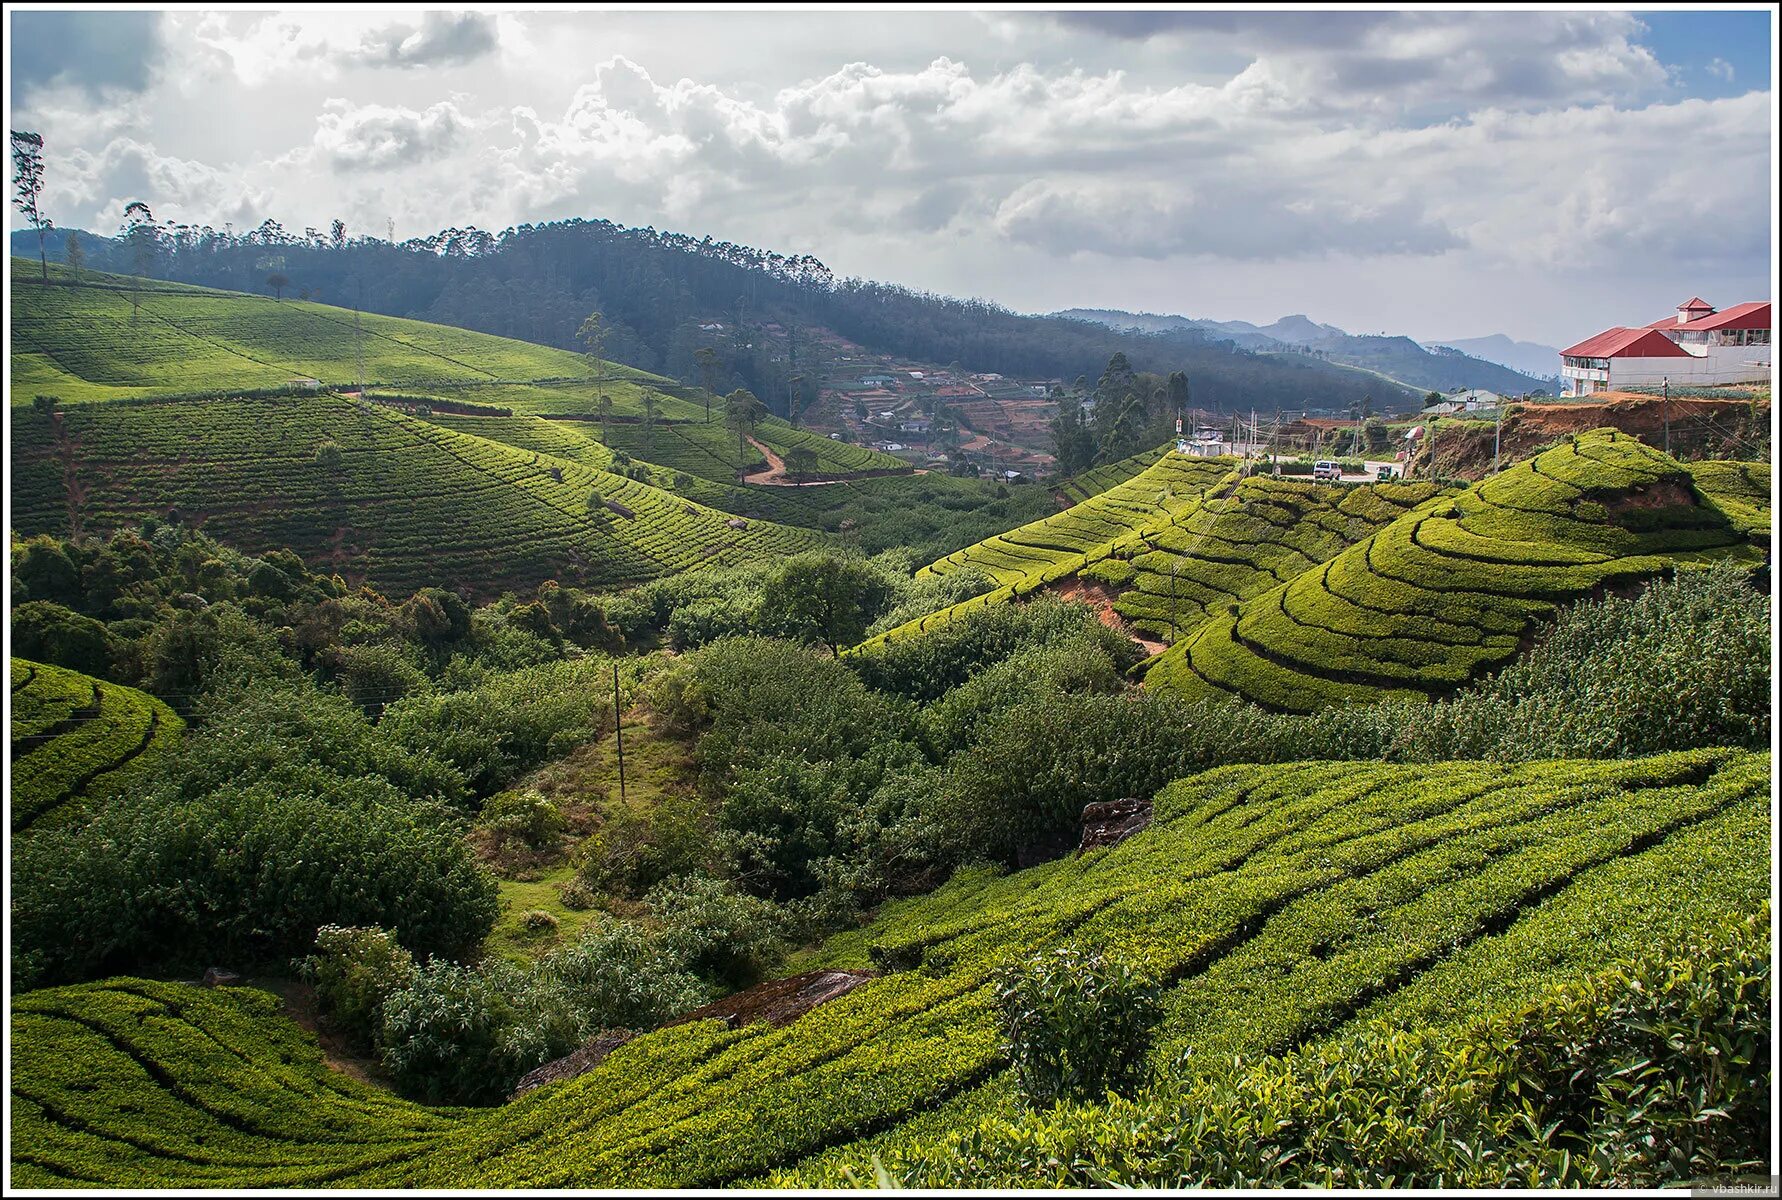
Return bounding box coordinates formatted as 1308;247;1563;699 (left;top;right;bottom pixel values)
578;310;611;442
63;230;84;285
121;201;158;321
694;346;720;422
1167;371;1190;420
11;130;51;282
725;388;765;459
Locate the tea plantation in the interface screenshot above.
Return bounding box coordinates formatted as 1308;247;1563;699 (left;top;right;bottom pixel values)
9;658;183;835
10;749;1767;1187
1146;431;1767;710
9;394;829;597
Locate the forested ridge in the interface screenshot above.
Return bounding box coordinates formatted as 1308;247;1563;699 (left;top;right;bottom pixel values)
14;221;1409;416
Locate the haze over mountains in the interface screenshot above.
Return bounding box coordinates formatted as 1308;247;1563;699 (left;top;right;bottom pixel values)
1058;307;1559;396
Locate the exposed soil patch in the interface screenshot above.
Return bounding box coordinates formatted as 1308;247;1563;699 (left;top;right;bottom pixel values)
1418;395;1769;480
1047;574;1169;656
260;976;392;1089
739;435;911;486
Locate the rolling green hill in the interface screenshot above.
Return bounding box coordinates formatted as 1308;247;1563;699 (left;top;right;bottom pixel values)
11;260;654;404
9;394;829;597
10;658;183;835
10;748;1766;1187
1147;431;1766;711
13;258;908;476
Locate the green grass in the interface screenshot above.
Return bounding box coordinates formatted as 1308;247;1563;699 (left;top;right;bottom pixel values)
10;748;1768;1187
11;259;650;404
9;657;184;836
1145;430;1769;712
9;394;829;598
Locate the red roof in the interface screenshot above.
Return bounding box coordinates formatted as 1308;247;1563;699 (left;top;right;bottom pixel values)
1678;296;1714;311
1561;327;1691;359
1674;301;1769;332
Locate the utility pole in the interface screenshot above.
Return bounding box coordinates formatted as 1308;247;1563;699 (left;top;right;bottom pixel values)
612;661;628;805
1493;401;1502;475
1662;376;1670;455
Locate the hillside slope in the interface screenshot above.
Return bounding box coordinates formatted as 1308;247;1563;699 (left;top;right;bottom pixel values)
11;749;1767;1187
1148;430;1766;710
9;658;184;835
9;395;829;597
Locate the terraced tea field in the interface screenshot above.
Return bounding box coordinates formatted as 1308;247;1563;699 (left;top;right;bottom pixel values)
10;749;1767;1187
1087;474;1450;640
1056;445;1169;503
9;395;828;597
10;659;183;835
1147;431;1767;710
856;452;1238;645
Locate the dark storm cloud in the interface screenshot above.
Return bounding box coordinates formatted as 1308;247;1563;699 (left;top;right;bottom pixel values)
10;11;163;105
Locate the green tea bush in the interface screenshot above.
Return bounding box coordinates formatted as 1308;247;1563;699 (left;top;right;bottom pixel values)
880;909;1771;1188
998;945;1162;1108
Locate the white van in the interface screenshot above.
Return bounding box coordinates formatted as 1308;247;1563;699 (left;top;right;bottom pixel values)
1313;460;1342;481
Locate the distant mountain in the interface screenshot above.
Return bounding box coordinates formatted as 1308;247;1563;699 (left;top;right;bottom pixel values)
1056;307;1548;398
1422;334;1563;382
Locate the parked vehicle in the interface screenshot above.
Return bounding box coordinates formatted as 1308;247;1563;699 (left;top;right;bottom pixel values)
1313;460;1342;481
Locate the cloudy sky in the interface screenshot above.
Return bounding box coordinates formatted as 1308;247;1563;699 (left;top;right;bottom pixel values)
7;6;1775;344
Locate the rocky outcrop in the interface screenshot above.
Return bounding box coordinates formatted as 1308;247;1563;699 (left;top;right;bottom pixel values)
509;1030;635;1099
664;969;876;1031
506;970;878;1101
1078;796;1153;854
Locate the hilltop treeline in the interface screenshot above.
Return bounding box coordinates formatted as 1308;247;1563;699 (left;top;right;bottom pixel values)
18;219;1407;418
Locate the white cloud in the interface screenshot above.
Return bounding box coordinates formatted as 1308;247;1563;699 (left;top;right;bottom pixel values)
314;100;470;170
8;11;1770;344
1707;57;1735;82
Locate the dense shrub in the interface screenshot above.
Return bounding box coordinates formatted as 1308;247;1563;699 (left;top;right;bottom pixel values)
297;925;418;1054
11;784;498;989
577;791;715;897
921;634;1126;755
477;788;567;851
376;918;710;1105
998;945;1162;1107
645;874;786;987
849;598;1142;702
380;657;623;799
10;600;114;676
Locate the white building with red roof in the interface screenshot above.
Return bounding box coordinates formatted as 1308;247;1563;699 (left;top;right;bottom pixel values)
1559;297;1771;396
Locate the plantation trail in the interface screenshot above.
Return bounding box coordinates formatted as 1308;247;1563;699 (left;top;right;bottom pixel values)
740;436;845;486
741;436;926;486
1047;575;1169;657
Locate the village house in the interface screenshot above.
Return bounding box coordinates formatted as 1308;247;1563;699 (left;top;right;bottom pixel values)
1560;297;1771;396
